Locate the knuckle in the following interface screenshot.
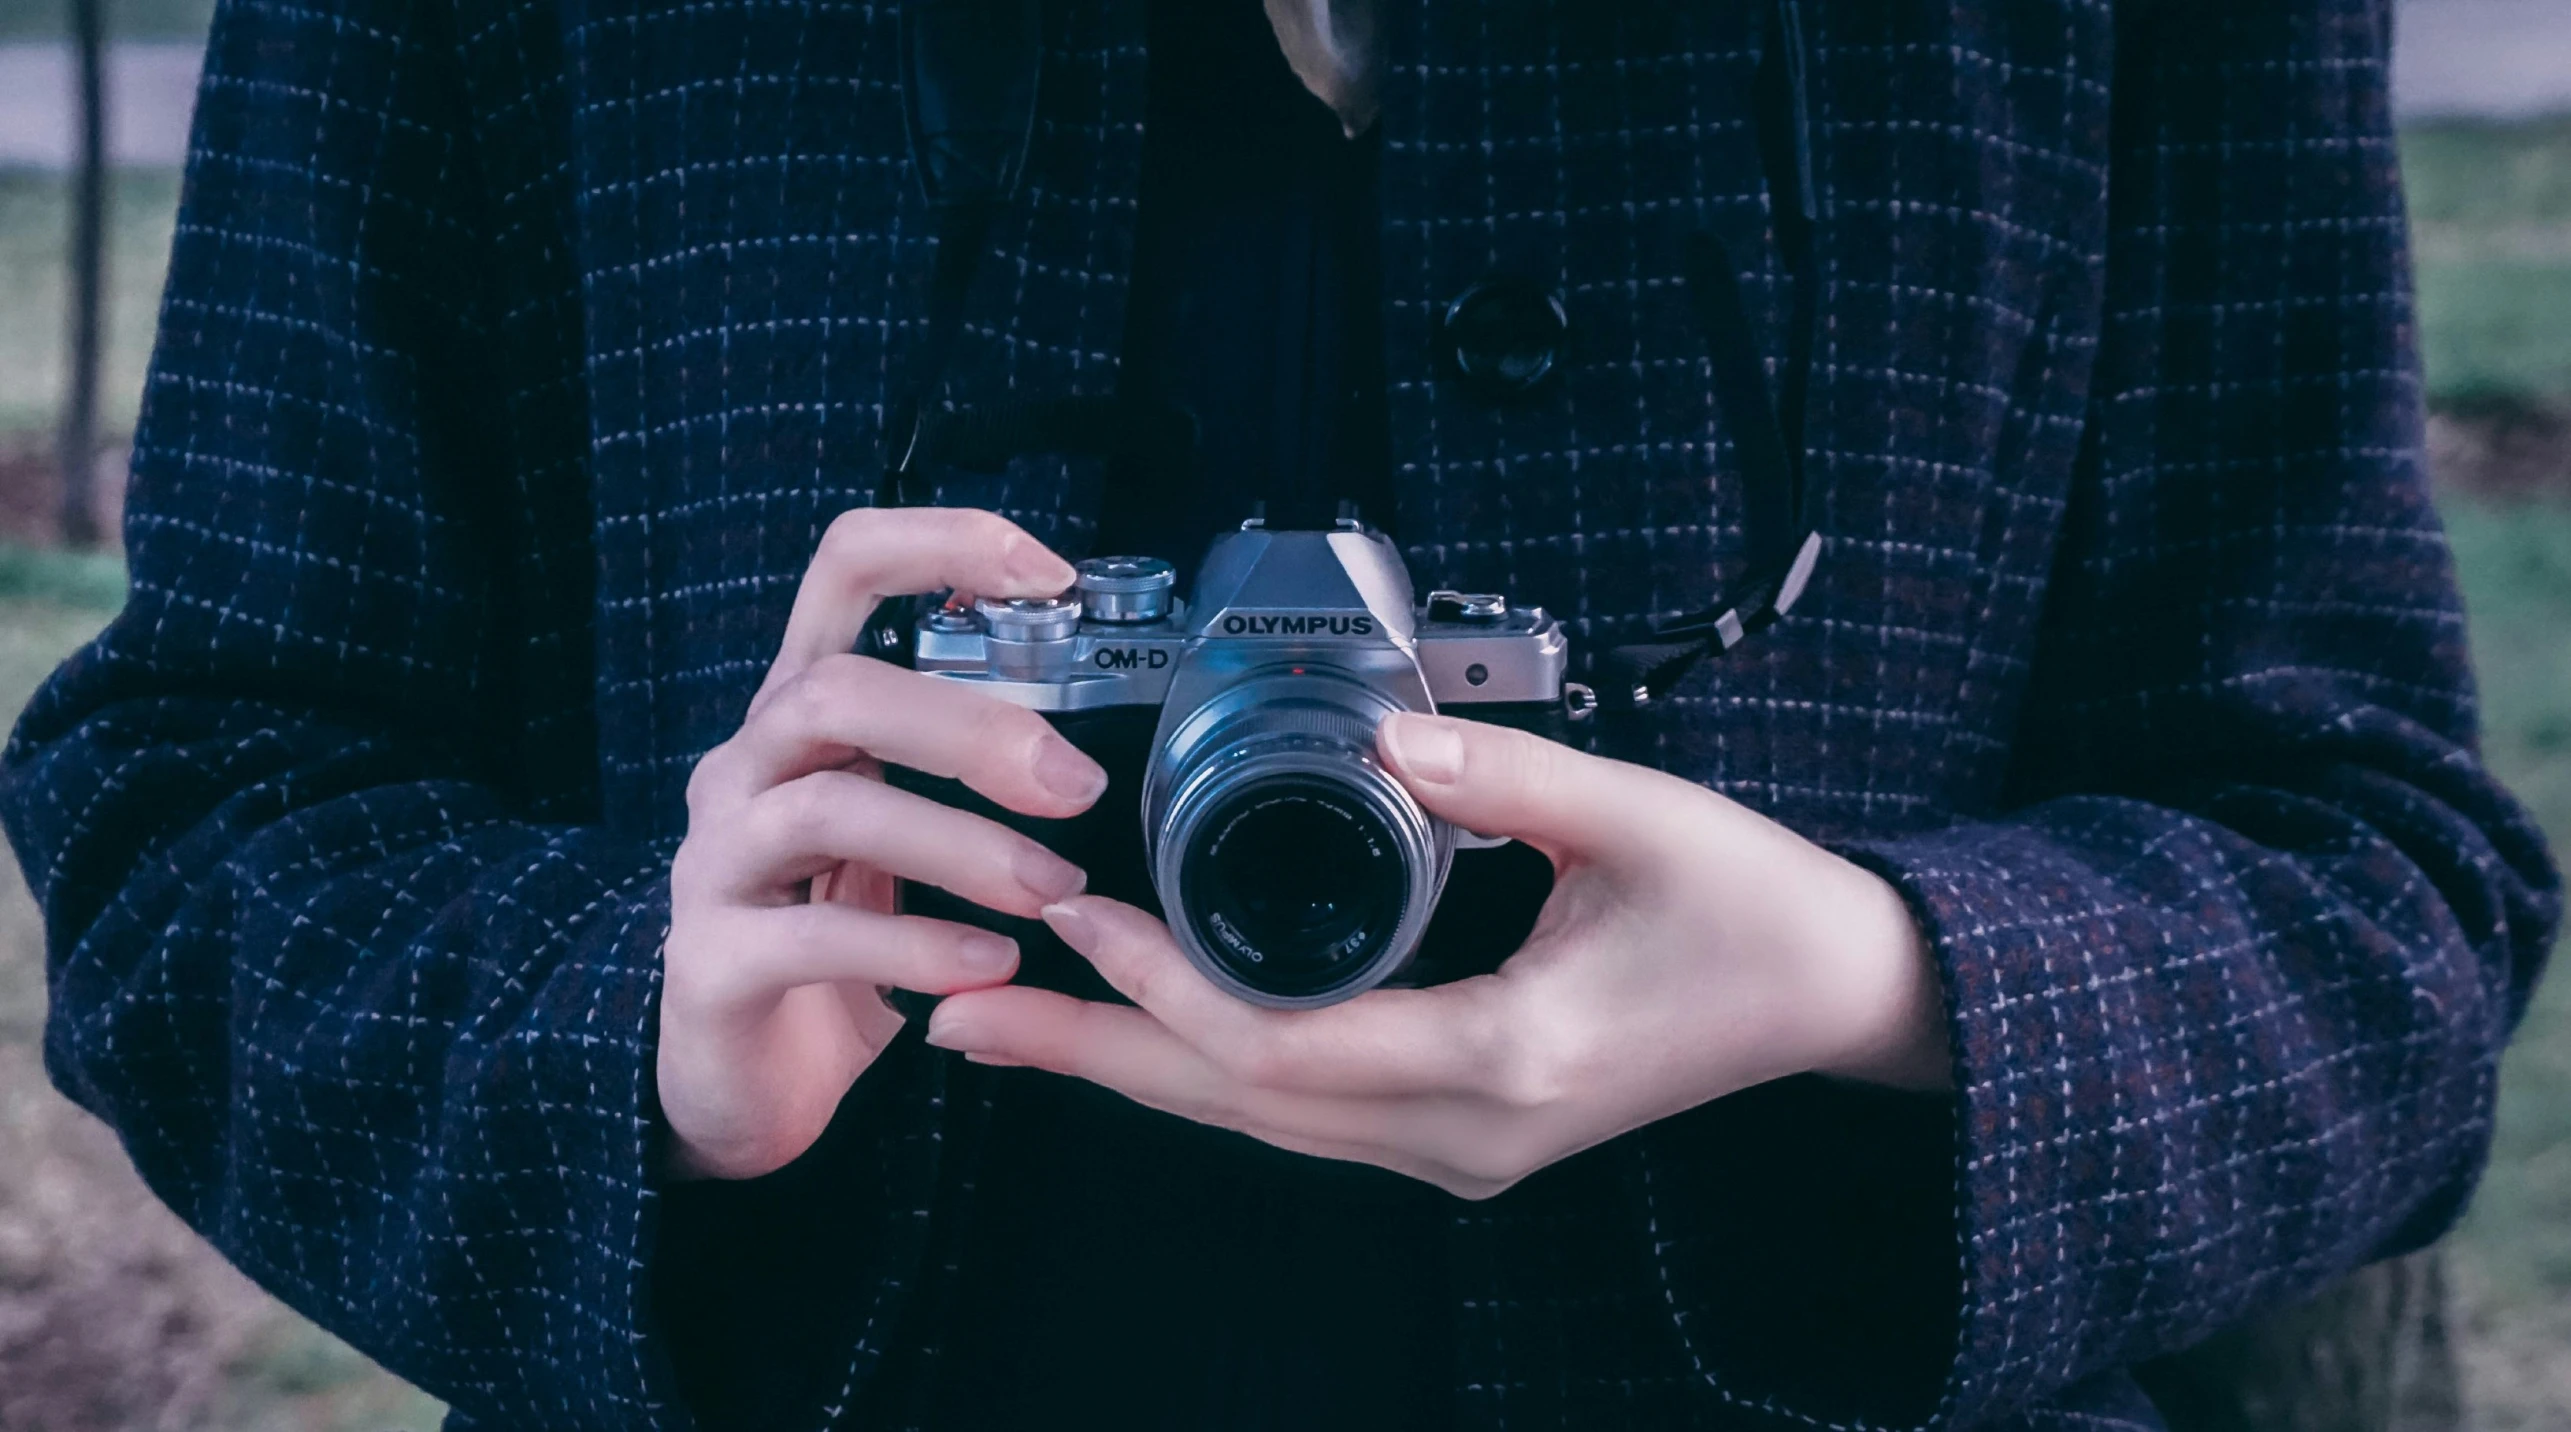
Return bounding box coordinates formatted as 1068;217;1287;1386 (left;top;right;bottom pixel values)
779;777;845;845
806;651;885;707
953;506;1017;550
658;923;724;1005
766;667;831;735
1442;984;1562;1111
818;507;880;564
973;686;1047;740
910;921;972;976
667;839;711;899
771;657;873;738
1117;947;1177;1014
958;702;1055;784
682;745;728;814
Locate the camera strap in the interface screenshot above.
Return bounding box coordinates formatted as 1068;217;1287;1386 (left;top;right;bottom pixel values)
1605;0;1825;707
881;0;1196;510
883;0;1822;708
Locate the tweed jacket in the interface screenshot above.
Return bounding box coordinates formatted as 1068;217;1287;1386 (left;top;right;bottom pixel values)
4;0;2558;1428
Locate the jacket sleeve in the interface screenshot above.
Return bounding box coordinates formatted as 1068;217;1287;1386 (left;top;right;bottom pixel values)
1630;3;2559;1428
0;0;935;1424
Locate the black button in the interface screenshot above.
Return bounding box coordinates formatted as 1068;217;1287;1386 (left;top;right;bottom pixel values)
1438;278;1568;403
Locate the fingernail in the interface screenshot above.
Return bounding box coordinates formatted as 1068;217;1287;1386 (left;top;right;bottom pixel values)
925;1008;982;1050
1014;846;1088;903
964;1052;1027;1068
1041;901;1097;953
1381;713;1464;784
956;932;1019;977
1035;739;1110;805
1007;537;1077;593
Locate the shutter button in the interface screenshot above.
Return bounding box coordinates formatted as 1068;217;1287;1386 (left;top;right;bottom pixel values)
1428;590;1508;623
973;595;1083;680
1439;278;1568;403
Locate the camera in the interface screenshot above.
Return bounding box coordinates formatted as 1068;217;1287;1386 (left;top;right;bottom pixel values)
912;517;1587;1008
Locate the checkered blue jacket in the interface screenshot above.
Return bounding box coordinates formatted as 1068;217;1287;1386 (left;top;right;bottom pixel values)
4;1;2557;1428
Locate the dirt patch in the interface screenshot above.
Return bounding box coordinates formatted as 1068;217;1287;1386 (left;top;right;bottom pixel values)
2430;396;2571;504
0;437;123;553
2451;1258;2571;1432
0;1041;275;1432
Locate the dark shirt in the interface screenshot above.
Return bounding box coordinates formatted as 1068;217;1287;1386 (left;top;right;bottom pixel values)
929;5;1444;1427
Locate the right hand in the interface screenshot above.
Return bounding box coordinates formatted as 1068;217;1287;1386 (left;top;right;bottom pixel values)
658;508;1108;1180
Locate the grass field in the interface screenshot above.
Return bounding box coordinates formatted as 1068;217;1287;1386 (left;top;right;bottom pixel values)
2400;120;2571;1430
0;105;2560;1432
2437;502;2571;1430
0;0;211;43
0;170;178;441
2410;116;2571;404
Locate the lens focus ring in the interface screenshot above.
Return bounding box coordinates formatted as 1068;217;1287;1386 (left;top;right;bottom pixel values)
1143;671;1451;1008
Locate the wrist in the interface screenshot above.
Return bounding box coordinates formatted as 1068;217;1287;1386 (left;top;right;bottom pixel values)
1806;864;1953;1093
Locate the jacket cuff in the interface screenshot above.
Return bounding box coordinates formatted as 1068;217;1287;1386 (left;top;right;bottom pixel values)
422;854;685;1428
1838;813;2239;1427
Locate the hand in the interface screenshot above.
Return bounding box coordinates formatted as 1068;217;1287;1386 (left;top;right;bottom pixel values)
921;711;1951;1199
659;508;1109;1181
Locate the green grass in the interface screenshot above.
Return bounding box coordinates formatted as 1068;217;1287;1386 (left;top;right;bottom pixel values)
2406;118;2571;235
2417;263;2571;407
0;0;213;43
0;540;123;609
2444;497;2571;1306
2405;117;2571;405
0;169;181;444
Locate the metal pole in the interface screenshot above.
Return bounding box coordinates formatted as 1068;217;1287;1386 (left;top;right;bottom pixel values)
58;0;107;548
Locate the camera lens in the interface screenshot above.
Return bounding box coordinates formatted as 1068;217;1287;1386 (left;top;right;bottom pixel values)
1143;669;1451;1008
1178;776;1410;1000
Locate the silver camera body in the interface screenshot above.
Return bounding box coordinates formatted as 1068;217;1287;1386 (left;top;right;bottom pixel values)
914;522;1573;1008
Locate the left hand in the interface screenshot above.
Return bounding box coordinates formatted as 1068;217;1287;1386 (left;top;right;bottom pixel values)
925;711;1952;1199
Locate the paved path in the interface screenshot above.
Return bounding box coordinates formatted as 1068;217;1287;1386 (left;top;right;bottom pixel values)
0;5;2559;173
0;43;198;170
2397;0;2571;121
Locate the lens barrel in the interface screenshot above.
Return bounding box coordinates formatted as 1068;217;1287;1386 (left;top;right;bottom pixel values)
1144;670;1449;1007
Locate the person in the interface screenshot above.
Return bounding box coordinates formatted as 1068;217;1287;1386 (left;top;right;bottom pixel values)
4;0;2556;1428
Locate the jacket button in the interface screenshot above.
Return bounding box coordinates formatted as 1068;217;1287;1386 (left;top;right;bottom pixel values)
1438;278;1567;403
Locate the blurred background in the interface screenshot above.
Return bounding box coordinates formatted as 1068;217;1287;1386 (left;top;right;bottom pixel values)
0;2;2564;1429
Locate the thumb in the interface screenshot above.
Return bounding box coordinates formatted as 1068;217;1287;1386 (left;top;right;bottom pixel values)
1375;711;1671;863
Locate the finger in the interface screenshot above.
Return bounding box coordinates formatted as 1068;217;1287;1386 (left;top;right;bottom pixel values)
701;769;1086;914
926;984;1504;1193
705;653;1106;816
930;985;1236;1118
675;902;1021;1008
1376;712;1684;864
1038;895;1524;1099
766;507;1076;690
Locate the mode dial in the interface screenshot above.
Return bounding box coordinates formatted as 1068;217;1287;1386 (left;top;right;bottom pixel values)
1075;556;1177;624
